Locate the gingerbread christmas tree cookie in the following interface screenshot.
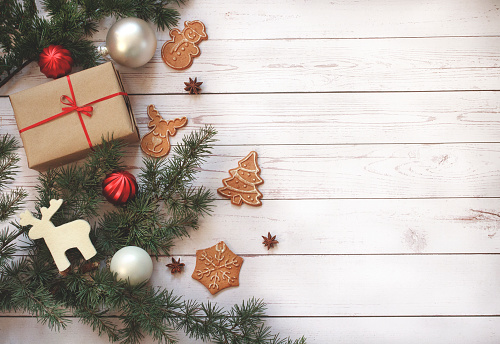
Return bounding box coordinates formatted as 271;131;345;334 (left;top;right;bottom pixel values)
218;151;263;206
192;241;243;295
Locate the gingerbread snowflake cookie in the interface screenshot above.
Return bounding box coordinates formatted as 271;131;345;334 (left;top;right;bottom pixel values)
218;151;263;206
192;241;243;295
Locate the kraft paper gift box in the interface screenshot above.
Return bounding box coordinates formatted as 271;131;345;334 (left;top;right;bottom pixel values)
9;62;139;170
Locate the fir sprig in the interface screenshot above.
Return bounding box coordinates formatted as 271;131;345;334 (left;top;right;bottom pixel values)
0;134;27;274
0;0;184;88
0;135;27;221
0;129;306;343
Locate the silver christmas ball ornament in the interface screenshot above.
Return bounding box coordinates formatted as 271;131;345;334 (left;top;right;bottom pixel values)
105;18;157;68
110;246;153;285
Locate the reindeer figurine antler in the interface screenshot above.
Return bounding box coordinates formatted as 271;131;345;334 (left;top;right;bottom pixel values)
140;104;188;158
19;199;96;272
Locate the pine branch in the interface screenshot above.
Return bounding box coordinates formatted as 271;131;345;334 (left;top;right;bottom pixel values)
35;137;125;225
0;223;28;270
0;0;185;88
159;297;306;344
0;59;33;89
0;228;18;269
74;306;121;342
154;125;217;201
0;135;26;269
1;257;70;329
0;188;27;222
27;286;70;330
0;131;306;343
0;134;21;188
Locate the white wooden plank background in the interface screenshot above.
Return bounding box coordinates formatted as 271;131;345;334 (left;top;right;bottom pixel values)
1;0;500;343
3;37;500;95
4;317;500;344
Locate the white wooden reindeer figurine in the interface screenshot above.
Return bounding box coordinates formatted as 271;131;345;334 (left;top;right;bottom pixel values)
19;199;96;271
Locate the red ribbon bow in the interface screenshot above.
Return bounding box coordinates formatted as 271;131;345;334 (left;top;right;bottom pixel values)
19;75;127;149
60;95;93;117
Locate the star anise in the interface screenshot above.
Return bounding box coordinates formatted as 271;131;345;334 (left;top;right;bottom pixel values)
262;232;278;250
166;257;185;274
184;77;203;95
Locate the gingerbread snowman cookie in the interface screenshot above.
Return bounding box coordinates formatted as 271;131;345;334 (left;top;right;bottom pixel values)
161;20;207;70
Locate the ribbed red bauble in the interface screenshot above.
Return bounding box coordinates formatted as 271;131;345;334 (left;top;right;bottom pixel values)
102;171;138;205
38;45;73;79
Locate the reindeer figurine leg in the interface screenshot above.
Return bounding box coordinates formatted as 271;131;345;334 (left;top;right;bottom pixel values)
71;219;97;260
79;239;97;260
51;248;72;272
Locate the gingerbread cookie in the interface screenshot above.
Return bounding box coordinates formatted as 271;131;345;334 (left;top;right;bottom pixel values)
192;241;243;295
161;20;208;70
140;104;187;158
218;151;263;206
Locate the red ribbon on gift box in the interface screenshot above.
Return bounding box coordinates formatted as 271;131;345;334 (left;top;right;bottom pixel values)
19;75;127;148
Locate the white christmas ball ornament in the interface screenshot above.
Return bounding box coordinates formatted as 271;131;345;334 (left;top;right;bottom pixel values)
110;246;153;285
105;17;157;68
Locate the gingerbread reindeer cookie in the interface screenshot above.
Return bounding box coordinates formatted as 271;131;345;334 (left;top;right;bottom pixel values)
161;20;207;70
140;104;188;158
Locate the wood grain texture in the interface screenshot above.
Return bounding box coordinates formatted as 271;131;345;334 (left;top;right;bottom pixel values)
2;37;500;95
4;198;500;255
3;91;500;144
3;255;500;317
150;255;500;316
3;143;500;200
5;255;500;317
2;0;500;342
86;0;500;40
164;198;500;255
3;316;500;344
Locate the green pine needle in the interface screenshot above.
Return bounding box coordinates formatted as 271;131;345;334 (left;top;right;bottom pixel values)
0;0;184;88
0;129;306;343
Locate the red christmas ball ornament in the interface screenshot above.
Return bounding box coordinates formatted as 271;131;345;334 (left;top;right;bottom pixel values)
102;171;138;205
38;45;74;79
